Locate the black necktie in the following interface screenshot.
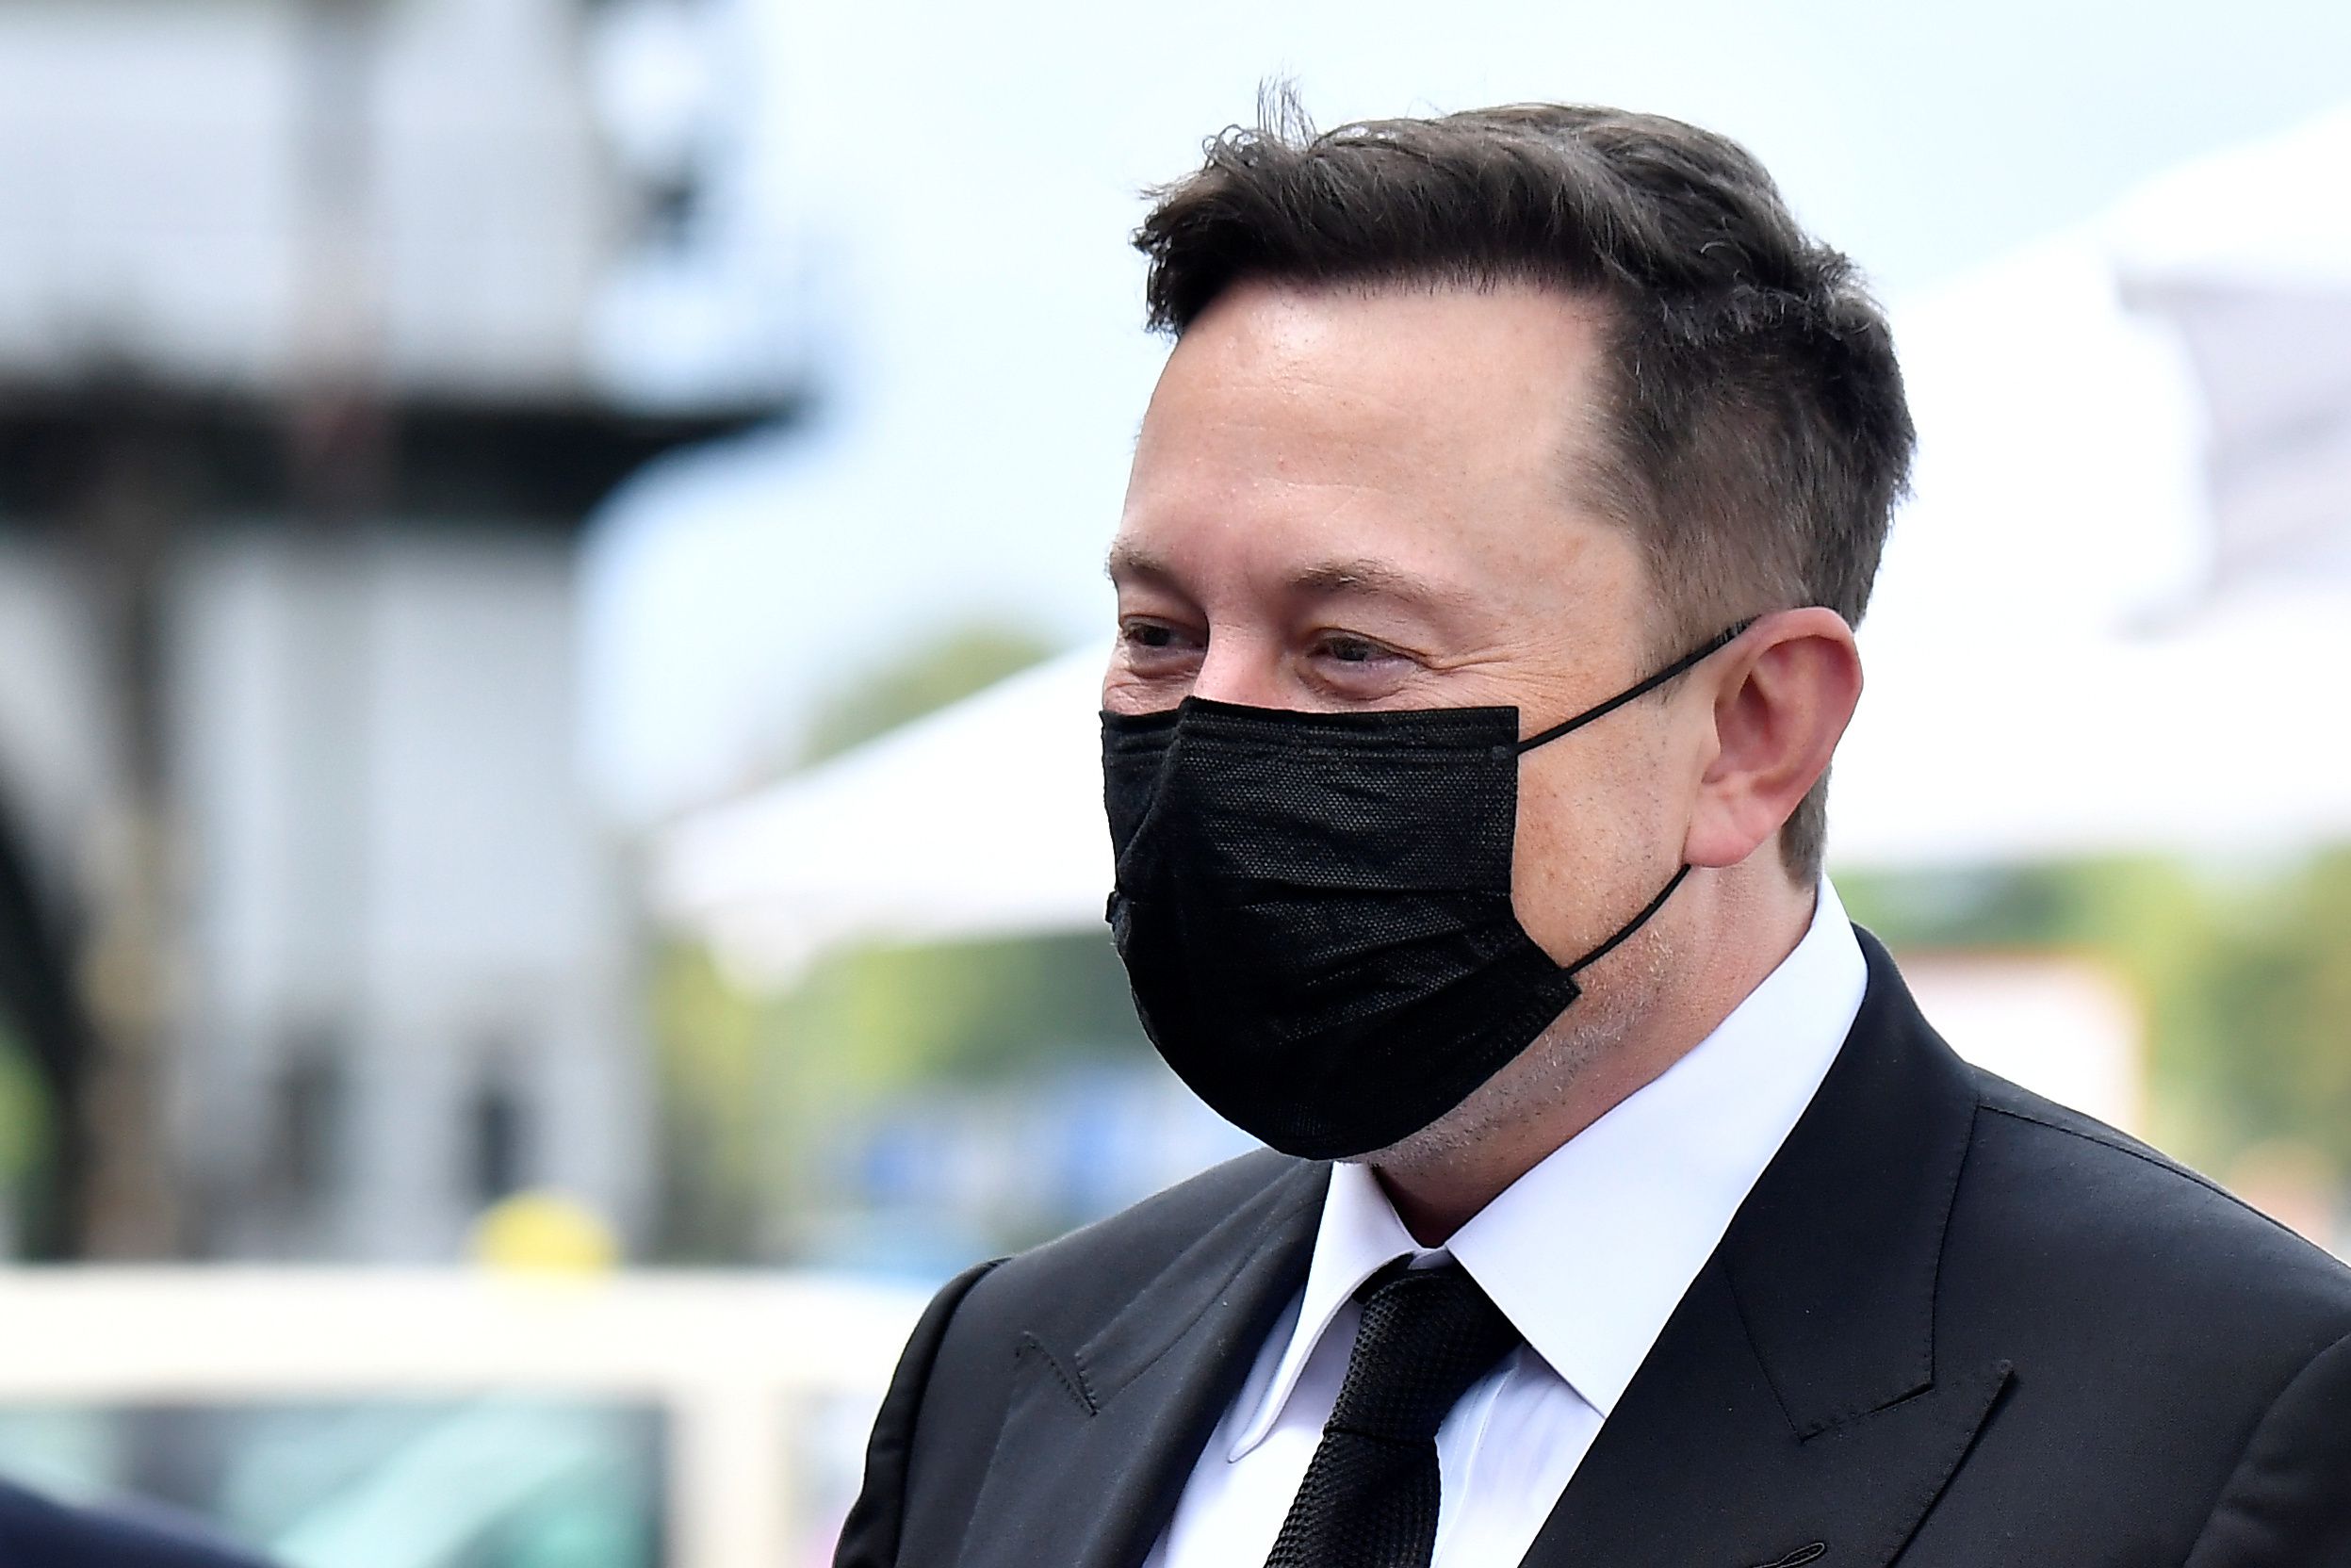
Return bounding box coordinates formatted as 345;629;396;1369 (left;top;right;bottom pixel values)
1264;1259;1523;1568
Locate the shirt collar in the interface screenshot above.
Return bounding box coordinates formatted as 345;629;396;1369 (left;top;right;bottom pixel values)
1228;877;1867;1459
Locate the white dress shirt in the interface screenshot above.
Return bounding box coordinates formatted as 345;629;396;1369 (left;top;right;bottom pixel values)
1145;878;1868;1568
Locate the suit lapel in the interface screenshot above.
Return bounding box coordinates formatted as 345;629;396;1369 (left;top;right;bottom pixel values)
1523;929;2012;1568
958;931;2008;1568
1521;1264;2011;1568
955;1158;1328;1568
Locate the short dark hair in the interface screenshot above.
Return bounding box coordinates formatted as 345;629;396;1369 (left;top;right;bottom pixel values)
1134;94;1915;882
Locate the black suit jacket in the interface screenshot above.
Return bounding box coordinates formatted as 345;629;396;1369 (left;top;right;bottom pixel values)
0;1479;271;1568
838;932;2351;1567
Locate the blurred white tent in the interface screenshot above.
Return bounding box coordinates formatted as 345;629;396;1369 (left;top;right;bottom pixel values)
651;107;2351;979
651;650;1113;981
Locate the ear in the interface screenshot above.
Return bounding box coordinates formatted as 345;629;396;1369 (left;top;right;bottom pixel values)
1680;608;1862;872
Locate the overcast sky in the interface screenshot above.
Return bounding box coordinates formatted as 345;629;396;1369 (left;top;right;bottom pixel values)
579;0;2351;821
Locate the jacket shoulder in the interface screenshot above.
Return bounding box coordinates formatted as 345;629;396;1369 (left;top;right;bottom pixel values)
955;1147;1310;1336
853;1149;1314;1565
1956;1066;2351;1352
1917;1068;2351;1559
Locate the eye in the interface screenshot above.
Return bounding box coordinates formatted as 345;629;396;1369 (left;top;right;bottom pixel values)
1301;631;1423;697
1312;632;1405;667
1118;617;1203;667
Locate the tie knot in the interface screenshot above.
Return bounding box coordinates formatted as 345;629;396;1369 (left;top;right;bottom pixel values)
1326;1260;1521;1444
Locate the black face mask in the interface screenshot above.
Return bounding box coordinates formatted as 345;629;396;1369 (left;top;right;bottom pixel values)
1100;622;1749;1161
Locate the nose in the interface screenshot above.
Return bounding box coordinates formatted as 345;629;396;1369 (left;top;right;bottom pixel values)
1188;631;1294;710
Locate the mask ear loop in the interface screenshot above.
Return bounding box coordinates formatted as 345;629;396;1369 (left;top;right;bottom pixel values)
1563;864;1691;979
1516;618;1754;976
1512;617;1756;756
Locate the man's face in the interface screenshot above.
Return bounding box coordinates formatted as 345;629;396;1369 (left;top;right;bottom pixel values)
1105;278;1715;969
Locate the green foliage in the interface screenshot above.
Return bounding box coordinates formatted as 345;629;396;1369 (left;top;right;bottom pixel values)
0;1017;47;1185
2188;849;2351;1170
0;1016;50;1256
795;624;1059;766
648;617;1100;1259
648;923;1144;1263
777;929;1140;1098
1842;851;2351;1185
645;940;767;1261
773;619;1134;1092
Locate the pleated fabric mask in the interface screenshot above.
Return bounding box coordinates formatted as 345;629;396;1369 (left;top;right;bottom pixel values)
1101;622;1748;1160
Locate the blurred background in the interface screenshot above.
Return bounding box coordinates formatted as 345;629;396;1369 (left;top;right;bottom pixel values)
1;0;2348;1561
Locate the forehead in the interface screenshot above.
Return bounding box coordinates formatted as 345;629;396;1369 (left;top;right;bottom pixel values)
1118;279;1637;612
1141;276;1610;448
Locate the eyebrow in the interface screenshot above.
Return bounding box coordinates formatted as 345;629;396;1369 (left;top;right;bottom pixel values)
1104;541;1178;584
1105;545;1482;618
1288;557;1464;604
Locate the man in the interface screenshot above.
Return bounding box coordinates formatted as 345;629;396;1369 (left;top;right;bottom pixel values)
836;101;2351;1568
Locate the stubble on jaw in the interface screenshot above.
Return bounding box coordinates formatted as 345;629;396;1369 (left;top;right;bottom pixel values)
1347;913;1681;1183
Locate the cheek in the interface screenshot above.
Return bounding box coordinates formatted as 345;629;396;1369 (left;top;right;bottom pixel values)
1100;665;1159;716
1508;731;1678;961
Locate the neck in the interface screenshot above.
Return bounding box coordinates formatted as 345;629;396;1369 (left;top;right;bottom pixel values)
1370;870;1819;1245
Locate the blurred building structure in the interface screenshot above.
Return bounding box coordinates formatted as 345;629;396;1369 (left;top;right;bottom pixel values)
0;0;804;1259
